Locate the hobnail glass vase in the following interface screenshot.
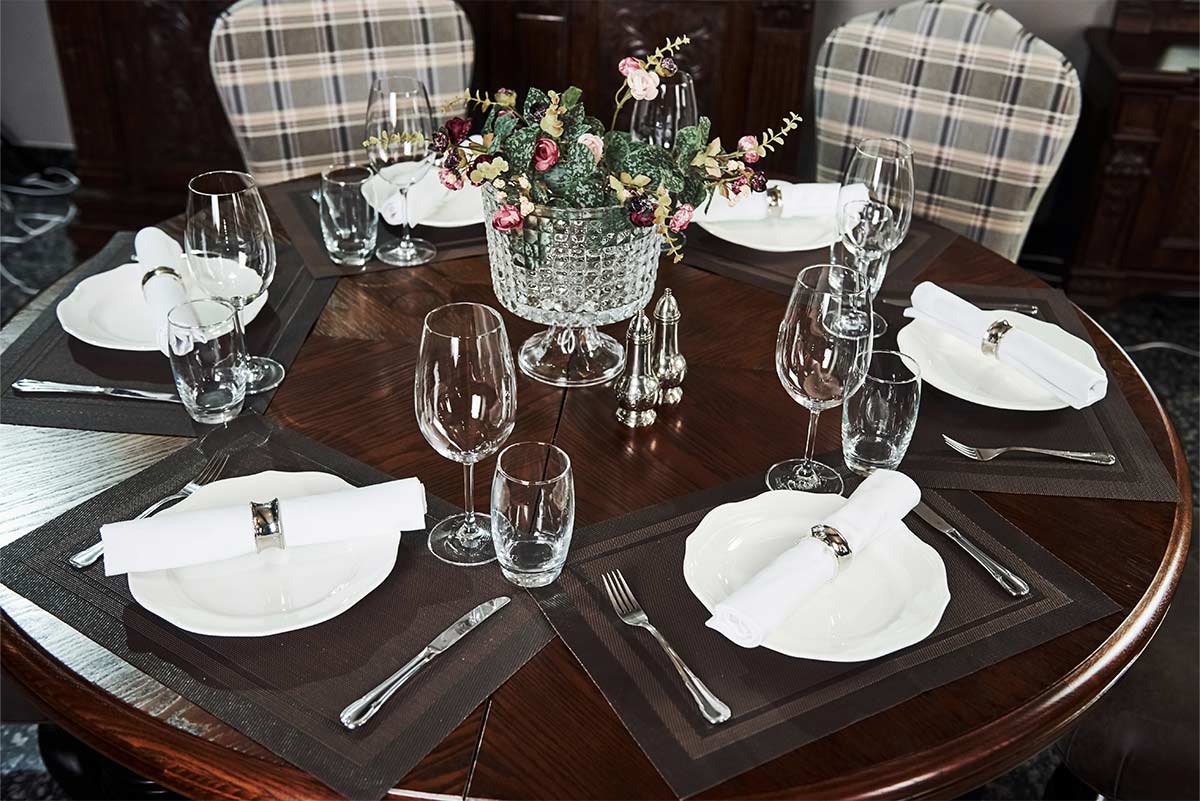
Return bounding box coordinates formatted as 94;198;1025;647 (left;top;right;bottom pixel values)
482;187;662;387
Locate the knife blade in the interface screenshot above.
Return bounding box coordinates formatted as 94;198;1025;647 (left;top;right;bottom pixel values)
880;297;1040;317
11;379;182;404
340;596;510;730
912;502;1030;597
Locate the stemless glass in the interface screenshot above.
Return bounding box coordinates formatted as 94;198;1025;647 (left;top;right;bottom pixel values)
166;298;247;425
364;75;436;267
185;170;283;393
490;441;574;587
415;303;517;566
839;198;895;335
842;350;921;475
320;164;378;266
766;264;873;494
630;70;699;149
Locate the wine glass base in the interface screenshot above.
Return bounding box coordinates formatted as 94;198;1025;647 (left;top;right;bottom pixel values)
427;513;496;566
377;237;437;267
245;356;285;394
518;325;625;387
872;311;888;336
765;459;844;494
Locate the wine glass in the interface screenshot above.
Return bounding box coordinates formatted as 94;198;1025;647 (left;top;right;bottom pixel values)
415;303;517;566
185;170;283;393
365;75;437;267
766;264;873;494
630;70;699;149
838;198;895;335
844;138;914;304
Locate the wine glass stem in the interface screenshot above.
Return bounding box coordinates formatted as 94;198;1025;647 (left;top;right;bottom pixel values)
461;462;478;537
229;298;259;382
802;409;822;467
398;187;414;251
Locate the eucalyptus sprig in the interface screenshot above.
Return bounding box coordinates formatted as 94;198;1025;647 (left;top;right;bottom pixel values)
646;35;691;69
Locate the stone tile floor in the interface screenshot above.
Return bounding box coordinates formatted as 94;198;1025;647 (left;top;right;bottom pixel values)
1;192;1196;798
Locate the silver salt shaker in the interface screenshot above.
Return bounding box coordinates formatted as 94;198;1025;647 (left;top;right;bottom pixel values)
652;289;686;405
613;310;660;427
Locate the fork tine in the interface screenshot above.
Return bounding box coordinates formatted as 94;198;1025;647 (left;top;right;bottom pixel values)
600;572;623;617
614;570;639;613
941;435;979;460
194;452;229;485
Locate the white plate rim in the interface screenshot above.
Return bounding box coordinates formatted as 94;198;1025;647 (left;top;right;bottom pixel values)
683;490;950;662
127;470;400;637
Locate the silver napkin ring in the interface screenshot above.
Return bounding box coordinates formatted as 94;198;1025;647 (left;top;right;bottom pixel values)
251;498;285;552
767;185;783;218
140;265;183;288
981;319;1013;357
810;524;853;571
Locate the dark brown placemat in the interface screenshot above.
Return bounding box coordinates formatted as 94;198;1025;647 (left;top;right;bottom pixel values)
874;284;1179;501
0;233;336;437
682;217;955;296
262;175;488;279
0;414;553;800
529;472;1118;798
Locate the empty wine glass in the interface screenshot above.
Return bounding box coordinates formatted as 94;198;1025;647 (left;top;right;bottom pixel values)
630;70;698;149
364;75;436;267
845;138;914;309
415;303;517;566
766;264;873;494
185;170;283;393
839;199;895;334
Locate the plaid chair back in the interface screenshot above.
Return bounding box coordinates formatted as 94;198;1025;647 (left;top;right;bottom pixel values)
813;0;1080;260
210;0;473;185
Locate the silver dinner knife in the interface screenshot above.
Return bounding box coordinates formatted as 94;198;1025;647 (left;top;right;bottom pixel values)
880;297;1040;317
11;379;182;404
913;502;1030;597
340;596;511;730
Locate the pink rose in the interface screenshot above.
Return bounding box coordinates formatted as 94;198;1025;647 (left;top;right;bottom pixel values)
533;137;560;172
438;167;463;191
577;133;604;165
668;204;694;233
626;68;661;101
618;57;642;77
445;117;471;145
492;204;523;232
738;135;761;164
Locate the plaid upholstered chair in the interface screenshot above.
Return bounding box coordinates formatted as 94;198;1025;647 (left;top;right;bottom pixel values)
813;0;1080;261
209;0;473;185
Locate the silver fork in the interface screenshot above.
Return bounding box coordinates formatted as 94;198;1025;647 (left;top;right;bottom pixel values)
942;434;1116;466
600;569;731;725
68;452;231;569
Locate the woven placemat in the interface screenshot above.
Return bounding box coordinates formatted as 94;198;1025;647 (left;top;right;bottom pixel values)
262;175;487;279
529;472;1118;798
0;233;336;437
0;415;553;799
876;284;1179;501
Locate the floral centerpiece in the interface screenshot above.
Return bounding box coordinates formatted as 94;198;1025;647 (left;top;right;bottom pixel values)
389;36;800;386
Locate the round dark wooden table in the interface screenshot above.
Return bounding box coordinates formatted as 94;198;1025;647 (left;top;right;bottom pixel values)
1;220;1192;800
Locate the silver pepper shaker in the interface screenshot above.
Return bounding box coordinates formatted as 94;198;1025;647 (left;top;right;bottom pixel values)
652;289;686;405
613;310;660;427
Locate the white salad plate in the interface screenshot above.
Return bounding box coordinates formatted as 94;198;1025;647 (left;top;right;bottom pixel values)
696;214;838;253
57;260;267;351
683;490;949;662
896;310;1102;412
127;471;401;637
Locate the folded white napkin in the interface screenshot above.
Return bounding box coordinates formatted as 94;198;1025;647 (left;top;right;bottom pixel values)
903;282;1107;409
363;169;444;226
101;477;427;576
705;470;921;649
134;227;184;271
694;182;870;223
135;228;191;355
141;269;190;356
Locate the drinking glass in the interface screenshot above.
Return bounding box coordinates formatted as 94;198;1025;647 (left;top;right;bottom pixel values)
844;138;914;245
320;164;378;266
842;350;921;475
415;303;517;566
490;441;574;587
839;198;895;334
630;70;699;149
166;298;247;425
364;75;436;267
185;170;283;393
766;264;873;494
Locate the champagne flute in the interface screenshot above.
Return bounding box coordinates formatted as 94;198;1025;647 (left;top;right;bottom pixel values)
415;303;517;566
185;170;283;393
766;264;873;494
364;75;437;267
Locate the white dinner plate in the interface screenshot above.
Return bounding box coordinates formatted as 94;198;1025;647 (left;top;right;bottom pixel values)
895;310;1103;412
684;491;949;662
57;260;268;351
127;471;401;637
421;182;484;228
696;214;838;253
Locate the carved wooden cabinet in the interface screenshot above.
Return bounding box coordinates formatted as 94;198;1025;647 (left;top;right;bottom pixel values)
1069;26;1199;306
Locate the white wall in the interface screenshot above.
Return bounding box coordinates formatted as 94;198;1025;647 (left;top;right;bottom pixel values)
1;0;74;148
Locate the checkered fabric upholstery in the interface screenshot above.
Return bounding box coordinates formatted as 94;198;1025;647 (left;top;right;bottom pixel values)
813;0;1080;260
209;0;473;185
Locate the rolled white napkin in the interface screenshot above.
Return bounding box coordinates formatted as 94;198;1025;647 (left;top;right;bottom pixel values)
101;477;427;576
705;470;921;649
141;269;190;356
694;182;869;223
134;227;184;272
903;282;1107;409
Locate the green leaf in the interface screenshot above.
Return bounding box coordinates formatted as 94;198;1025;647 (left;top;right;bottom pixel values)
505;126;538;169
673;116;710;170
542;139;599;199
490;113;519;152
522;88;550;118
562;86;582;109
601;130;632;172
583;115;605;137
621;141;677;190
679;173;708;208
